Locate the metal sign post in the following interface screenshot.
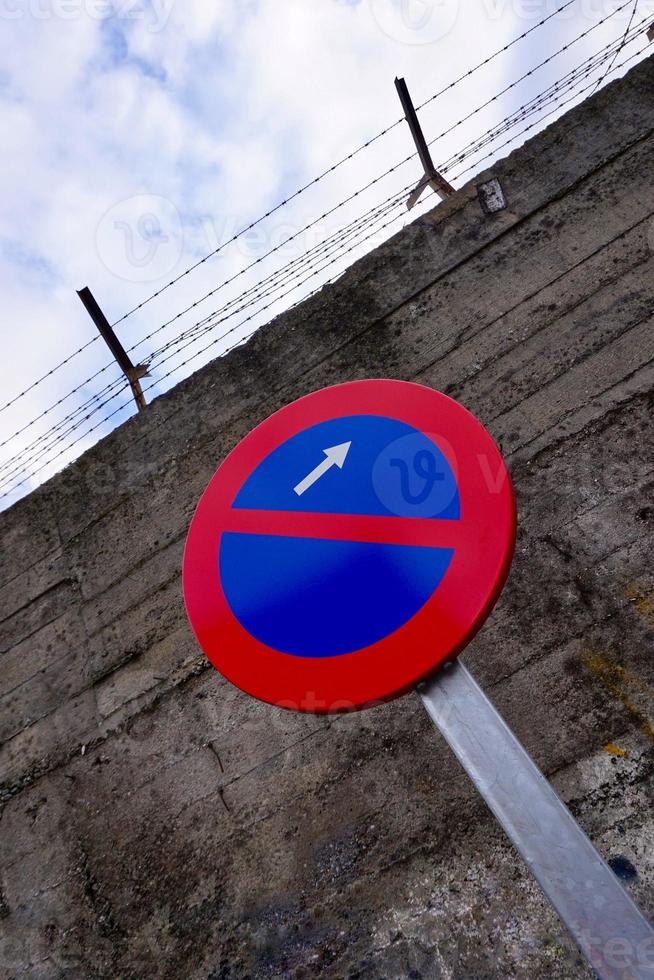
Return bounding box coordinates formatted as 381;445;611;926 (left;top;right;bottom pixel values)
419;661;654;979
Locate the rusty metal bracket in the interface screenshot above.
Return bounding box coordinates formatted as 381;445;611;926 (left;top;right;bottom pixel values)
394;77;455;210
77;286;149;412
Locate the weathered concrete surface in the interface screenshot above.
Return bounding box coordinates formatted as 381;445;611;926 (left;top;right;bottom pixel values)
1;56;654;979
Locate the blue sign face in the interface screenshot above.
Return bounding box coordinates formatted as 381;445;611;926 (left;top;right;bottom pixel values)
219;415;460;659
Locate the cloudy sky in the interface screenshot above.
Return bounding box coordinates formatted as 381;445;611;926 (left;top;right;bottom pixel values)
0;0;651;509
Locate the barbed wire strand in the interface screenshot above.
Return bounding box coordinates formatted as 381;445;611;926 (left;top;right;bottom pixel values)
449;33;649;183
437;17;651;173
424;0;635;154
591;0;640;94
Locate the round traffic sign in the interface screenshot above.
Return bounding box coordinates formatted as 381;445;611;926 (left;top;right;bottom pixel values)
183;380;516;711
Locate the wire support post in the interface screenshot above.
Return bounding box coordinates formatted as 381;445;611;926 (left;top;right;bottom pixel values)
77;287;150;412
394;77;455;209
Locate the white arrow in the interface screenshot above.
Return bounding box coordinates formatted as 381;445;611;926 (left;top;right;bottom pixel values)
293;442;352;497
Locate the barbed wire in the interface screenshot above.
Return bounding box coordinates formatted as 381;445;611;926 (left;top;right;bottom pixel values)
148;197;405;360
0;335;100;418
146;200;411;375
0;200;414;499
424;0;636;156
0;1;628;458
0;0;582;421
0;373;126;483
106;0;579;330
591;0;640;94
1;31;643;497
144;34;651;397
438;16;652;174
1;15;648;502
0;154;421;454
450;33;649;183
0;192;412;492
0;194;406;484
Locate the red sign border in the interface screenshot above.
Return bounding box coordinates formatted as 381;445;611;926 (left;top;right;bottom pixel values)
183;380;516;712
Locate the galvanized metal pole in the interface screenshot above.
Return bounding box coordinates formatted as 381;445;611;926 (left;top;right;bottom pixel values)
418;660;654;980
77;286;149;412
394;77;455;209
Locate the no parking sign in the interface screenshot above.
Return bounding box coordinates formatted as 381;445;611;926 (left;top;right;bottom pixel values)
183;380;515;709
183;379;654;979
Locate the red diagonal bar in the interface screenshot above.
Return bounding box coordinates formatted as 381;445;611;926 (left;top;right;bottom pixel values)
222;508;463;549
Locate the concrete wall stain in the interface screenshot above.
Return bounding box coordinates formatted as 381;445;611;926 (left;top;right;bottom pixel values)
580;648;654;746
624;582;654;633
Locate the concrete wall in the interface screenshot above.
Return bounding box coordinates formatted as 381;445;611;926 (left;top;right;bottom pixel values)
1;55;654;980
